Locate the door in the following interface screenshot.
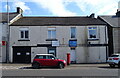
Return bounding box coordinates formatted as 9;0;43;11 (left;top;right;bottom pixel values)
70;48;76;63
13;46;31;63
45;55;57;66
48;47;56;56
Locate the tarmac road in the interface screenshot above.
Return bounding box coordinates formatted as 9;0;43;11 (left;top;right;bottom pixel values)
1;63;120;78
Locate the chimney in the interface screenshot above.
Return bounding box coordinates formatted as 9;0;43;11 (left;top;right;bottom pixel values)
89;13;95;18
116;9;120;17
17;7;23;14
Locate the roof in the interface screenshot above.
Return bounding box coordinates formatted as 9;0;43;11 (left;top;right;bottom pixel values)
0;12;20;23
10;16;106;26
98;15;120;27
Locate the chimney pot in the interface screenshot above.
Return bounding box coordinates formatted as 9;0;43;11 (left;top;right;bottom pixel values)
17;7;23;14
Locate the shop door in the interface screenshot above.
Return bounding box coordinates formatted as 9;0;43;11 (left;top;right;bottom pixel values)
70;48;76;63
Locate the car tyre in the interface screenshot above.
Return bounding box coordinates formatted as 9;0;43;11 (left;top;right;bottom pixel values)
118;62;120;68
58;63;64;69
110;64;115;68
32;63;40;69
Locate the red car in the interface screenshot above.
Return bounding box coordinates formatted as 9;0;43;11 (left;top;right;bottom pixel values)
32;54;67;69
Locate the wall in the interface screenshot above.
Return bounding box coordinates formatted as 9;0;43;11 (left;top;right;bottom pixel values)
10;25;108;63
0;23;7;62
113;28;120;53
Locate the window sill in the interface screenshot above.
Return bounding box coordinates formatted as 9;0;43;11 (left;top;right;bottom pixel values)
87;39;99;41
18;39;30;41
46;39;58;41
69;38;77;41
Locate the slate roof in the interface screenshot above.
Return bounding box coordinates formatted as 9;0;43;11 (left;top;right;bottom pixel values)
98;15;120;27
10;16;106;26
0;12;20;23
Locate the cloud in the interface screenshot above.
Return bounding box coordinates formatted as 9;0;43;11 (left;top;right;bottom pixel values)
4;5;11;11
31;0;119;16
31;0;77;16
12;0;31;14
66;0;119;15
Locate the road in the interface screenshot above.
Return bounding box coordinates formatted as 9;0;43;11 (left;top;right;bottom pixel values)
1;63;120;78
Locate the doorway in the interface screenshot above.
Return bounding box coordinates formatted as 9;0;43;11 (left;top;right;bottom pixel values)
70;48;76;63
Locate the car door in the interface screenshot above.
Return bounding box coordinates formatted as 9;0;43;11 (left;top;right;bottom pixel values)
45;55;58;66
36;55;47;66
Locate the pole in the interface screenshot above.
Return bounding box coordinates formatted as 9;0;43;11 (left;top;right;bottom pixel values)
6;0;9;63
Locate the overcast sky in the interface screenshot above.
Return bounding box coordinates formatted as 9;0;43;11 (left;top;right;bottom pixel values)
1;0;120;16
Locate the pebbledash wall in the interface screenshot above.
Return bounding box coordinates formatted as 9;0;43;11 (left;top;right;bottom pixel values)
9;25;108;63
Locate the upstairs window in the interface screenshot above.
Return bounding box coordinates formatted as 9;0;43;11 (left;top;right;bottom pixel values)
71;27;76;38
88;27;98;39
48;28;56;39
20;28;29;40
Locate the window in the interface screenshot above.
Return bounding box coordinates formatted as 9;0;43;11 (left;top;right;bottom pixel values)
88;27;97;39
20;28;29;40
71;27;76;38
47;56;55;59
35;55;46;59
48;28;56;39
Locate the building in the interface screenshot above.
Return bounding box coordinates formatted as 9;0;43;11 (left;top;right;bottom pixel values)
0;7;23;62
98;9;120;56
9;12;108;63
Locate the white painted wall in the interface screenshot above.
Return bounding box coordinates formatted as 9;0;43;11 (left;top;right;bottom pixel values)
31;47;47;62
10;25;108;63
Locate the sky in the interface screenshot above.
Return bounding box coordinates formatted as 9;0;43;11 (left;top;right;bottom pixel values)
0;0;120;17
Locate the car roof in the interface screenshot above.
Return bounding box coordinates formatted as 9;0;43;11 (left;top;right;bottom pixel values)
36;54;54;56
112;54;120;55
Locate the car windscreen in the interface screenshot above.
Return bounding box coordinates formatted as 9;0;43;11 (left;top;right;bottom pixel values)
111;55;119;57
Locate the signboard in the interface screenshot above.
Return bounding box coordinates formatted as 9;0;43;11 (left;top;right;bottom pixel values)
69;40;77;47
2;41;6;46
52;41;60;46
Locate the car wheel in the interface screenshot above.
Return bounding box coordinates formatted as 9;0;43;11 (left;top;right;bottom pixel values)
110;64;115;68
58;63;64;69
118;62;120;68
32;63;40;69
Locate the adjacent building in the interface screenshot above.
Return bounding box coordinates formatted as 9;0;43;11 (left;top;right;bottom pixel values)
98;9;120;56
9;13;108;63
0;7;22;62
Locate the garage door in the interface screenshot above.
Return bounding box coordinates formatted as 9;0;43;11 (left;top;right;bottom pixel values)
13;46;31;63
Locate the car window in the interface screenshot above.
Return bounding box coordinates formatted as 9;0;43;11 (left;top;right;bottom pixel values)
47;55;55;59
35;55;46;59
111;55;119;57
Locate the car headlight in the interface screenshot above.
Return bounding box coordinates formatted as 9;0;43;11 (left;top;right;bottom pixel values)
63;60;66;63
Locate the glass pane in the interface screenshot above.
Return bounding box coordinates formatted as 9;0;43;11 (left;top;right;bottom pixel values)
21;31;24;38
48;30;51;39
25;31;29;38
71;27;76;38
52;31;56;38
89;30;97;38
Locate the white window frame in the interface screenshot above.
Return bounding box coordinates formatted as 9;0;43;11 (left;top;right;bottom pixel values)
48;27;56;39
88;26;98;39
19;28;29;40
